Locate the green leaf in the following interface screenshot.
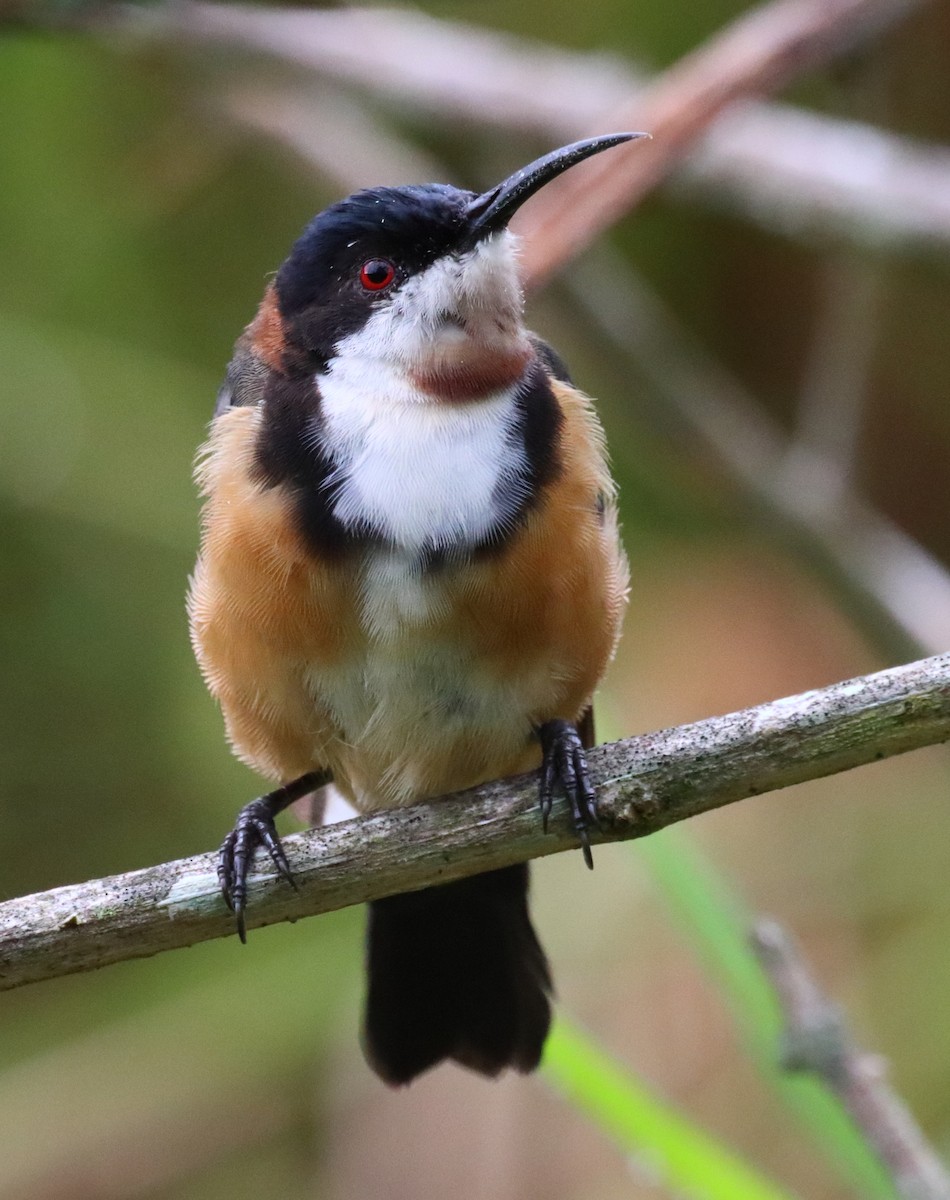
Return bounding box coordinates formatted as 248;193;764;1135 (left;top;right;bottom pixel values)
544;1017;797;1200
635;827;896;1199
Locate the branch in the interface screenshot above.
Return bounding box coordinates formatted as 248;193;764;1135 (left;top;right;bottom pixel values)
0;654;947;992
12;2;950;256
752;920;950;1200
516;0;927;284
190;2;948;262
566;253;950;659
62;2;948;260
679;104;950;259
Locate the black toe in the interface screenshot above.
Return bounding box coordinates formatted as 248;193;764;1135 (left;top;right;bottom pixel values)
217;770;330;940
218;797;296;942
537;719;599;868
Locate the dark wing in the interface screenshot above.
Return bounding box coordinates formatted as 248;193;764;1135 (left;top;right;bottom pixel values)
213;333;270;418
529;334;574;387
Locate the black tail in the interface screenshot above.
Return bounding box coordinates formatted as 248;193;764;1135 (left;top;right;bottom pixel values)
363;863;552;1086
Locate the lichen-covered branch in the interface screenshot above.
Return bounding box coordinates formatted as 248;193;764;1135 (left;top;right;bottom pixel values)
752;919;950;1200
0;654;947;993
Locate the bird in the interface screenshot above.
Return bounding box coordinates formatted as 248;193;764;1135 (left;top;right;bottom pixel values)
188;134;633;1086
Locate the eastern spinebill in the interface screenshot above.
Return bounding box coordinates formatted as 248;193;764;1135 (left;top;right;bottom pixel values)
189;134;636;1086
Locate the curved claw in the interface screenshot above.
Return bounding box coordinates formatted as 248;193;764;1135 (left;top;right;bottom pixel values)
217;829;237;910
537;719;600;869
216;771;330;942
218;796;297;943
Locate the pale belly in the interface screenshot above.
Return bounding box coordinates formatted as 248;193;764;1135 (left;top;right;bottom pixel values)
305;549;543;810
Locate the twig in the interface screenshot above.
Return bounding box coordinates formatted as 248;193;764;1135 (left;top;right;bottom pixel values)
176;2;632;135
567;252;950;659
514;0;927;283
782;56;888;511
0;653;947;992
751;920;950;1200
221;82;443;191
782;251;883;510
135;4;950;259
677;103;950;257
7;3;950;255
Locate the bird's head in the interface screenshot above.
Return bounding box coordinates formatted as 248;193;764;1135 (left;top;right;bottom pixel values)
272;134;640;403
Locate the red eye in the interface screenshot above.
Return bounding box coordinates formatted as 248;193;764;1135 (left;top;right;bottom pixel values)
359;259;396;291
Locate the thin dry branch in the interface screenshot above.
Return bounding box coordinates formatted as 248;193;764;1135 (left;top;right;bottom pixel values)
786;252;883;507
681;104;950;256
0;654;947;993
222;83;444;192
170;2;950;260
752;920;950;1200
567;253;950;658
176;3;633;133
8;2;950;254
516;0;926;283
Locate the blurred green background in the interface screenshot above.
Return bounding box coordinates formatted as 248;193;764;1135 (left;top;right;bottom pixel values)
1;1;949;1196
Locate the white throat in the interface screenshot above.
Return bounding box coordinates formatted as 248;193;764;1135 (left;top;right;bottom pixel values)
313;233;532;554
314;370;528;553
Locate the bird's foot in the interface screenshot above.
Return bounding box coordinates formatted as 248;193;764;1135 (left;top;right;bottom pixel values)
537;719;599;869
218;795;297;943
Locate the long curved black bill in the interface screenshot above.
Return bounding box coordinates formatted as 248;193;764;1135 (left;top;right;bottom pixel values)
466;133;648;237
